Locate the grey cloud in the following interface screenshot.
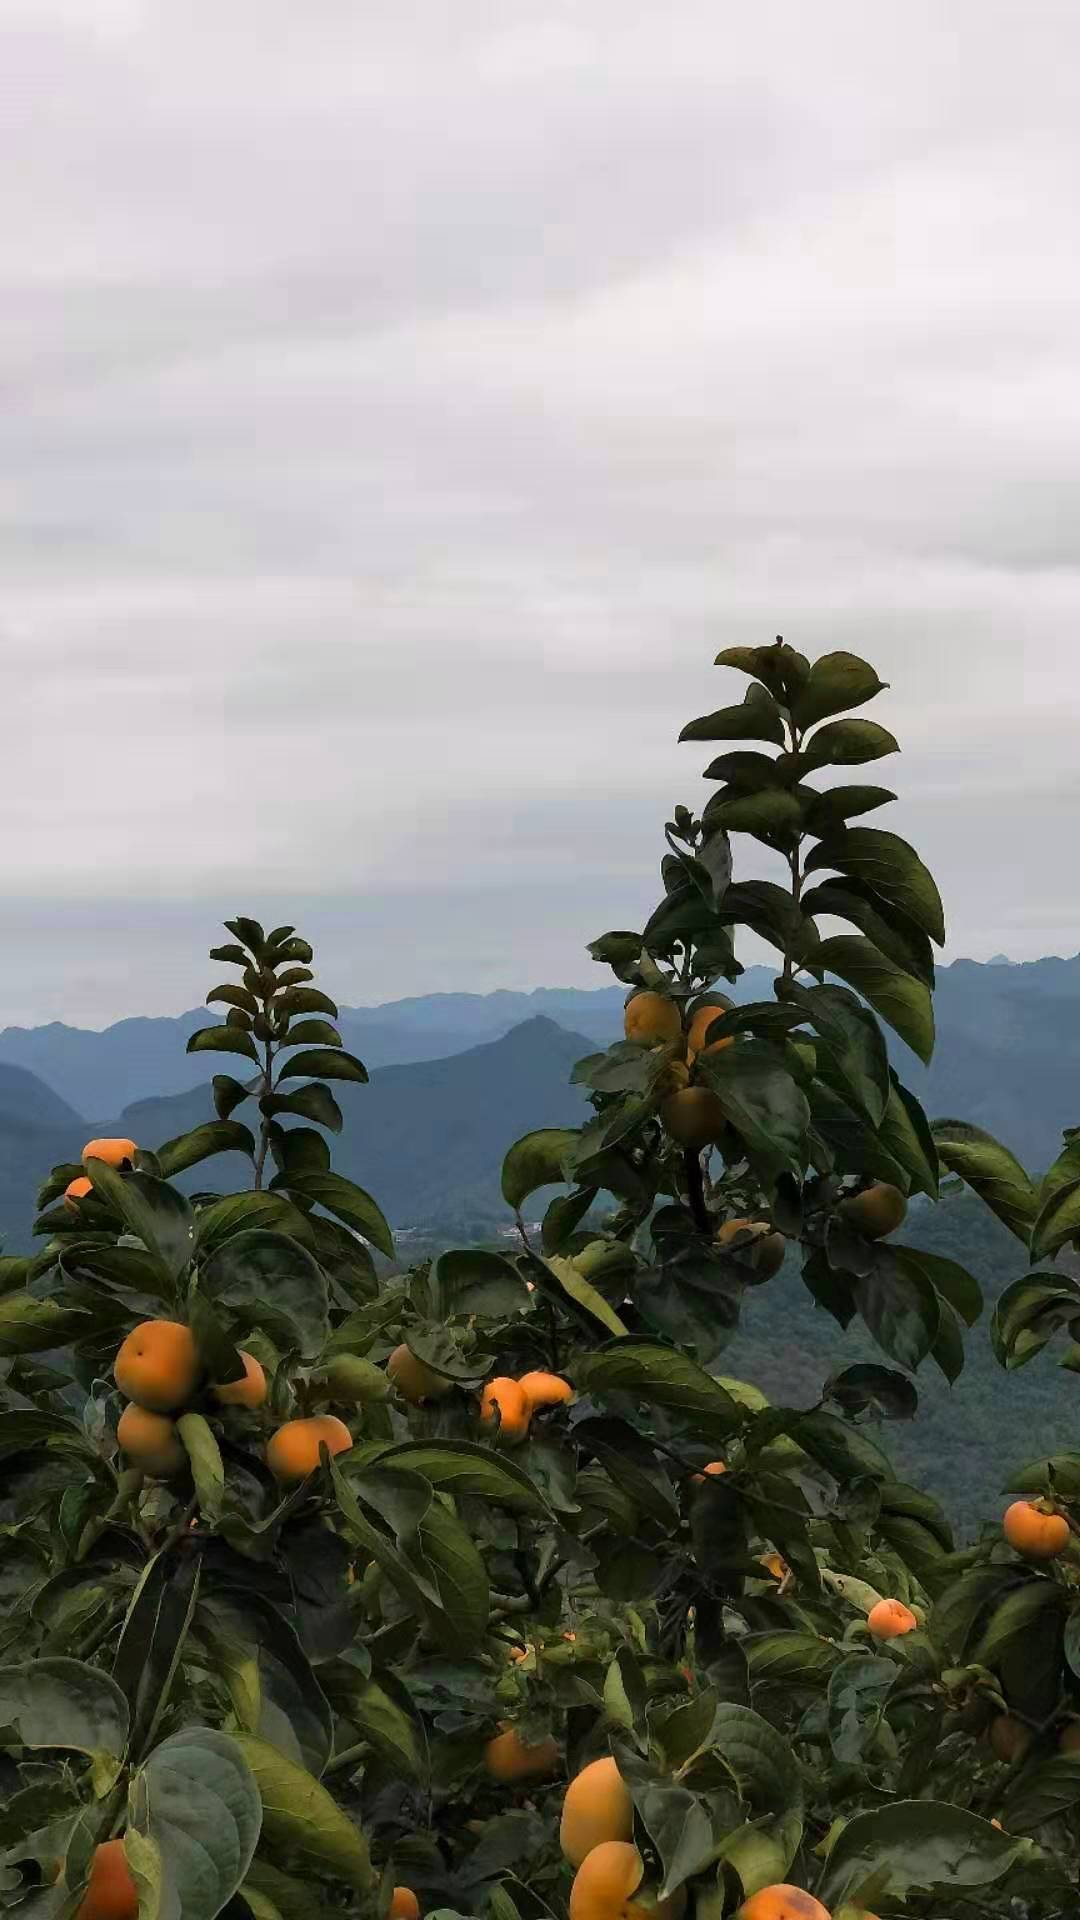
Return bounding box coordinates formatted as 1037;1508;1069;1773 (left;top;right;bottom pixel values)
2;2;1080;1025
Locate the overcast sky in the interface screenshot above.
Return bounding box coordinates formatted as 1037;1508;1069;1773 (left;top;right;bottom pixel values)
3;2;1080;1026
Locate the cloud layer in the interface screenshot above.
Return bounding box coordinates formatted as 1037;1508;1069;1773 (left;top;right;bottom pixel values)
3;3;1078;1023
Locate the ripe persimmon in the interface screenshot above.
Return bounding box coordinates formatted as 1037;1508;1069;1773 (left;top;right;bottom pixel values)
479;1377;531;1444
266;1415;352;1484
518;1370;574;1411
64;1175;93;1212
389;1891;421;1920
117;1405;186;1479
623;991;681;1046
114;1320;199;1413
387;1344;452;1405
1003;1499;1070;1559
736;1889;831;1920
560;1755;633;1867
82;1137;137;1170
867;1598;917;1639
716;1218;786;1281
839;1182;907;1239
989;1715;1032;1763
692;1460;727;1485
568;1841;680;1920
211;1350;267;1408
686;998;733;1058
75;1838;138;1919
660;1087;727;1150
483;1724;560;1783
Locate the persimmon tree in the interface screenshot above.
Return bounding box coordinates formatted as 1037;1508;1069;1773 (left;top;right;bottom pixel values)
0;652;1076;1920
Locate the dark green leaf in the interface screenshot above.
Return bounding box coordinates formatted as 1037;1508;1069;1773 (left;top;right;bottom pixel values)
804;786;896;834
805;828;945;946
156;1122;256;1178
0;1657;128;1791
276;987;338;1017
213;1075;252;1122
679;686;786;748
791;651;888;728
276;1049;368;1085
263;1084;343;1134
572;1339;741;1444
697;1040;810;1176
811;935;935;1063
187;1025;260;1063
200;1231;329;1357
81;1160;195;1284
207;985;259;1015
282;1173;393;1259
931;1120;1037;1242
854;1246;940;1370
799;879;934;985
500;1129;578;1210
128;1728;263;1919
276;1020;342;1051
797;718;898;774
819;1800;1027;1906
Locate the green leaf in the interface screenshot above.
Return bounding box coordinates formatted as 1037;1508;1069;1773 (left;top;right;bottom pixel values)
200;1231;329;1358
696;1040;810;1175
1031;1138;1080;1258
679;685;787;748
276;986;338;1017
186;1024;260;1062
0;1294;90;1356
406;1499;490;1652
1003;1753;1080;1832
895;1246;981;1327
277;1049;368;1084
373;1439;550;1514
213;1074;251;1121
783;982;889;1126
127;1727;263;1919
178;1413;225;1523
80;1160;196;1285
194;1190;315;1252
819;1800;1028;1907
707;1701;802;1812
878;1077;940;1200
803;786;896;834
702;789;803;839
854;1247;940;1370
791;651;888;727
931;1120;1037;1242
805;828;945;946
282;1173;393;1258
811;935;935;1063
799;879;934;985
337;1672;425;1781
0;1657;128;1794
231;1734;368;1890
209;943;251;966
429;1248;531;1318
155;1121;256;1178
572;1339;742;1444
225;917;267;957
543;1252;630;1338
500;1128;579;1210
714;641;810;700
277;1020;342;1051
827;1652;896;1765
200;1593;333;1777
743;1632;840;1684
797;718;898;774
263;1084;344;1133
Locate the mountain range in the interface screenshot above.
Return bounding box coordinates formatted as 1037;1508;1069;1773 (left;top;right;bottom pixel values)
2;952;1080;1258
